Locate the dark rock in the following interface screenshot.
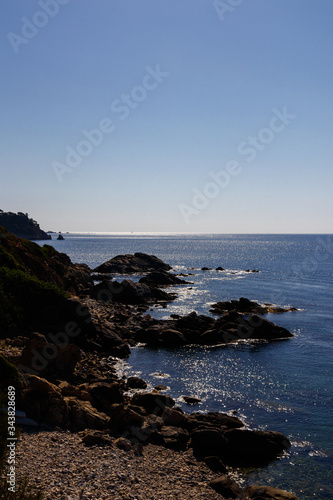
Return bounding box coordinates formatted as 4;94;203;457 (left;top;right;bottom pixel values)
114;437;132;451
139;270;189;286
159;329;187;347
93;253;172;274
162;407;189;428
19;340;81;376
155;384;168;391
91;279;175;305
210;297;267;315
189;412;244;431
175;312;215;343
244;315;293;340
204;456;227;473
155;426;189;451
79;429;112;446
90;273;113;281
245;485;300;500
191;428;227;458
20;375;67;426
87;381;124;412
131;392;175;416
65;397;109;431
209;475;244;498
201;267;211;271
109;404;145;431
215;266;224;271
183;396;201;405
126;376;147;389
223;429;291;466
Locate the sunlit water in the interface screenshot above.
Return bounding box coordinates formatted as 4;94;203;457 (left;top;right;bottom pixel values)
40;233;333;499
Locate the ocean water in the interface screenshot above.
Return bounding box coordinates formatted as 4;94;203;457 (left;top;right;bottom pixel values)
40;233;333;499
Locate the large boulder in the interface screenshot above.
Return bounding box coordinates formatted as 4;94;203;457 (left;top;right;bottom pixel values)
20;375;67;426
155;426;189;451
131;392;175;416
64;397;109;431
223;429;291;466
91;279;175;305
19;340;81;376
191;428;227;458
245;485;300;500
87;381;124;412
93;253;172;274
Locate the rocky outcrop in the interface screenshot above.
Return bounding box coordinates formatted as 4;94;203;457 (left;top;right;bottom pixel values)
93;252;172;274
210;297;297;315
139;270;189;286
0;212;51;240
90;279;176;305
209;475;245;498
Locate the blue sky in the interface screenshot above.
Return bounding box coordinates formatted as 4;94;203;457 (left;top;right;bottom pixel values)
1;0;332;233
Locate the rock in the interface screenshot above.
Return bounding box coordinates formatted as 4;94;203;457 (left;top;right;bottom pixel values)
79;429;112;446
91;320;131;358
155;426;189;451
126;376;147;389
204;456;227;473
175;312;215;344
188;412;244;431
183;396;201;405
19;340;81;376
163;407;188;428
201;267;211;271
91;279;176;305
215;267;224;271
59;382;92;402
191;428;227;459
90;273;113;281
20;375;67;426
65;397;109;431
155;384;168;391
87;381;124;412
223;429;291;466
93;253;172;274
131;392;175;416
245;485;300;500
210;297;267;315
139;271;189;286
114;437;132;451
209;475;244;498
159;329;187;347
109;404;145;431
243;315;293;340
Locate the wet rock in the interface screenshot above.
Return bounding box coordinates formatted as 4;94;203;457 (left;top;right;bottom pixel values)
183;396;201;405
139;270;189;286
126;376;147;389
210;297;267;315
245;485;300;500
223;429;291;466
93;253;172;274
159;329;187;347
209;475;244;498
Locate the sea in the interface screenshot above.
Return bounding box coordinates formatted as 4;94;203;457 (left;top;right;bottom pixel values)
39;233;333;499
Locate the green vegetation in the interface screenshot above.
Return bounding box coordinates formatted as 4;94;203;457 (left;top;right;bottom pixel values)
0;267;67;337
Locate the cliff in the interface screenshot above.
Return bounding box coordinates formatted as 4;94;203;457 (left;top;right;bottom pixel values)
0;211;51;240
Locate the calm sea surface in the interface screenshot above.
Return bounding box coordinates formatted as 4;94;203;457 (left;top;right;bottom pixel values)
40;233;333;499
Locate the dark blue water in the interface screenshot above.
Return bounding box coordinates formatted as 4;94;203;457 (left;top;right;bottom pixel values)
40;234;333;499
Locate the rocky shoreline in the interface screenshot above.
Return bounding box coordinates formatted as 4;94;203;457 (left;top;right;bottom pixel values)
0;229;300;499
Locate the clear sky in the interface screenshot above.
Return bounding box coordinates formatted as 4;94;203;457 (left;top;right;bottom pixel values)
1;0;332;233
